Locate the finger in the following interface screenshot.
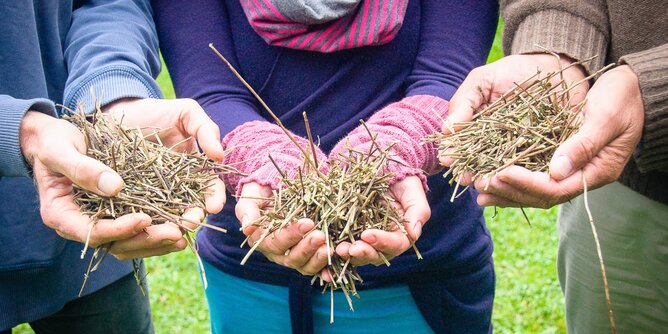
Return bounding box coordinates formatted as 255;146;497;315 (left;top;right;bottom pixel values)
319;268;333;283
335;241;352;259
445;67;491;134
477;166;584;208
111;241;188;260
280;230;326;268
296;245;330;276
256;219;314;255
204;177;226;214
108;222;185;255
83;213;153;246
476;193;523;208
178;99;225;162
181;207;206;231
392;177;430;241
347;240;384;266
236;183;271;235
360;229;409;259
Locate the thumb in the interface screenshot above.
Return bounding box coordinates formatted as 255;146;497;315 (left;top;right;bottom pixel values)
42;144;124;197
445;68;490;134
235;182;271;235
549;114;612;181
393;177;430;241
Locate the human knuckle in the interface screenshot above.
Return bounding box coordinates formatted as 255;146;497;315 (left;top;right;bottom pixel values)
577;137;598;162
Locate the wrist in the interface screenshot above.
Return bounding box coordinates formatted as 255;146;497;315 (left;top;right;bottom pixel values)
102;97;143;119
524;53;588;78
19;111;54;165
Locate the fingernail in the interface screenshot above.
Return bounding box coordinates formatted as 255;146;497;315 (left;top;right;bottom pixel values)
97;171;123;196
412;222;423;239
365;234;377;244
241;214;250;228
552;156;573;179
298;221;312;234
443;117;456;134
137;214;152;224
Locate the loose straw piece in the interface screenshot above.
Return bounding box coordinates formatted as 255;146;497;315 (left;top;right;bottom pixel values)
582;173;617;334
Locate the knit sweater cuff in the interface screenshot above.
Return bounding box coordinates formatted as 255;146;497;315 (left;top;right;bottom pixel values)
619;44;668;172
221;121;328;197
506;10;608;74
329;95;449;190
0;98;56;177
63;65;162;114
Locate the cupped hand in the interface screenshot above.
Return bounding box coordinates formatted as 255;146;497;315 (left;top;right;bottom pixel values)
236;182;329;276
440;53;588;185
473;65;644;208
19;97;226;260
105;97;226;214
335;176;430;266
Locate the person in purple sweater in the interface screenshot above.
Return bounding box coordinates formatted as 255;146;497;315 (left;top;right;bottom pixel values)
153;1;498;333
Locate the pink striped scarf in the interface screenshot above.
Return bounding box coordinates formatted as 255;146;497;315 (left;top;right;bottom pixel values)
239;0;409;52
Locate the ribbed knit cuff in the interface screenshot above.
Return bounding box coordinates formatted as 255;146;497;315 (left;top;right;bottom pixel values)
620;44;668;172
63;65;162;114
329;95;449;190
221;121;328;197
0;98;56;177
506;10;608;74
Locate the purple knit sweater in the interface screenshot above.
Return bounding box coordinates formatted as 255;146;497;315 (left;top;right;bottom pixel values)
154;1;498;332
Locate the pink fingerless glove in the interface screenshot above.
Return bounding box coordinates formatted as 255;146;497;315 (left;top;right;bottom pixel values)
221;121;328;197
329;95;449;191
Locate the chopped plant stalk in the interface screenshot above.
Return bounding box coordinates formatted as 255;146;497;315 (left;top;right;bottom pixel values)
64;105;239;296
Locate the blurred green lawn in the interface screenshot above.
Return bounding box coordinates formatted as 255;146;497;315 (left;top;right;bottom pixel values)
16;20;566;334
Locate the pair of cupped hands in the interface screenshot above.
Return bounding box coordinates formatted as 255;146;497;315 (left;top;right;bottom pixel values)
20;53;644;273
232;147;429;279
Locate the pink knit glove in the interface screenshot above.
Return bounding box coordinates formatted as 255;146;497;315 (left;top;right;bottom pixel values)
327;95;446;267
329;95;449;190
221;121;328;197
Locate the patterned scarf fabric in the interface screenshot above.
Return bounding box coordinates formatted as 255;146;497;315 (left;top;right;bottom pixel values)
239;0;409;52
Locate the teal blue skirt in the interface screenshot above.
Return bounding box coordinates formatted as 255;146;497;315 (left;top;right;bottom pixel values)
201;260;434;334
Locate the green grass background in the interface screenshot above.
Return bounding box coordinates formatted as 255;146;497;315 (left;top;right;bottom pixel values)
15;20;566;334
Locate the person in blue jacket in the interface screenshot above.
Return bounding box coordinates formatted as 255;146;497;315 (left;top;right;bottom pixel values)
0;1;225;333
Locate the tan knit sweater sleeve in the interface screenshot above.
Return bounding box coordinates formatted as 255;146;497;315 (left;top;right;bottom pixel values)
620;43;668;172
500;0;610;73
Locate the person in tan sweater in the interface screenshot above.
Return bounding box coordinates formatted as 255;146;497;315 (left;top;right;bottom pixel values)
441;0;667;333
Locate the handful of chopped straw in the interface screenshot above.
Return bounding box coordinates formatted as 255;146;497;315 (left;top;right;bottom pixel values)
65;105;234;295
427;57;611;200
425;59;607;200
242;117;421;317
426;54;618;333
209;44;421;320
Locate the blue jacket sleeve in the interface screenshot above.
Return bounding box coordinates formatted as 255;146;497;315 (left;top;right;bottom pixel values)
0;96;56;177
405;0;499;101
63;0;163;113
152;0;263;137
